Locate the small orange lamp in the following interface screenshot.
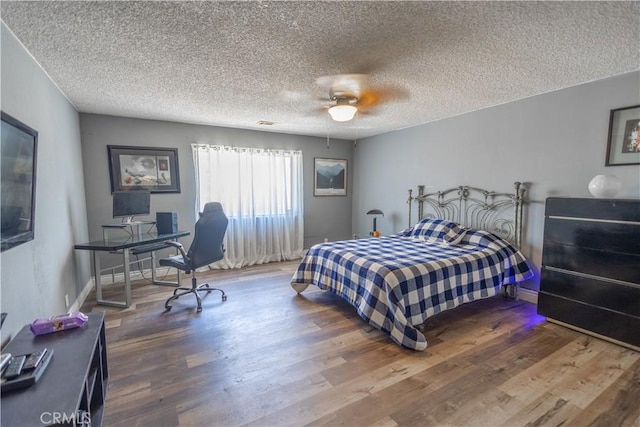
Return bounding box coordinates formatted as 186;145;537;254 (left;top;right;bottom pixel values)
366;209;384;237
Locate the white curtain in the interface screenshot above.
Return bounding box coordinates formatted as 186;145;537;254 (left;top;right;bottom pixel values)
192;144;304;268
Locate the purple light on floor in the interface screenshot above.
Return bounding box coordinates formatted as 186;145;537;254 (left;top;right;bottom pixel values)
524;312;546;328
520;268;544;329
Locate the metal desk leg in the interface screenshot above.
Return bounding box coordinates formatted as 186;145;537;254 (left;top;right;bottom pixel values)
151;245;182;287
151;250;157;283
94;249;130;308
93;250;103;302
123;248;132;307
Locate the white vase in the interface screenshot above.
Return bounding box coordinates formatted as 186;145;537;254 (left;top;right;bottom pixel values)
588;174;622;198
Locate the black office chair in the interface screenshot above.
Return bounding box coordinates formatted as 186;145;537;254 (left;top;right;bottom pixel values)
159;202;229;312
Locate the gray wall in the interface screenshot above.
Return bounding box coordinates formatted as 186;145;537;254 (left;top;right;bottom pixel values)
79;114;353;269
1;23;90;342
352;71;640;291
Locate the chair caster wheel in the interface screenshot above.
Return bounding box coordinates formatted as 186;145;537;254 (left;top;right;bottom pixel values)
165;305;172;311
222;295;227;301
197;307;202;312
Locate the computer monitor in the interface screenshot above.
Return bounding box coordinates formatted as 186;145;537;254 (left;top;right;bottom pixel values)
112;190;151;224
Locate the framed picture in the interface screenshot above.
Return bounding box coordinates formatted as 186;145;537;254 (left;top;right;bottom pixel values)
314;158;347;196
605;105;640;166
108;145;180;193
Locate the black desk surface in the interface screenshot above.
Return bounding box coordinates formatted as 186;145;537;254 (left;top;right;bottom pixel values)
74;230;190;251
1;313;105;426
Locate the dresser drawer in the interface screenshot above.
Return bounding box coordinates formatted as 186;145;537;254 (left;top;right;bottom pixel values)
540;268;640;317
542;242;639;284
543;217;640;255
538;293;640;348
545;198;640;222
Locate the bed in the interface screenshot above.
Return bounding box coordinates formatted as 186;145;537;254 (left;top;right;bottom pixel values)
290;182;534;351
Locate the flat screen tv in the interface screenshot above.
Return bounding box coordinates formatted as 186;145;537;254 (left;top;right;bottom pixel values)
1;112;38;252
112;190;151;223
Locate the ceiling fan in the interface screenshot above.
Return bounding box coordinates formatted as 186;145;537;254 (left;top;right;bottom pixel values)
316;73;384;122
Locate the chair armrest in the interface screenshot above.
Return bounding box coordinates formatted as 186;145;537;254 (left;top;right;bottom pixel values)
164;241;188;259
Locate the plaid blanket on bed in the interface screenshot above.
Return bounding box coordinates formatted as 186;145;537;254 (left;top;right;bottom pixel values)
291;232;533;350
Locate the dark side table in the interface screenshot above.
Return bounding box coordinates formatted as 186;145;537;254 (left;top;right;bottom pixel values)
1;312;108;426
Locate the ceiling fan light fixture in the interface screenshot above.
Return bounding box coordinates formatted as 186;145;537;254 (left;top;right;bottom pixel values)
328;104;357;122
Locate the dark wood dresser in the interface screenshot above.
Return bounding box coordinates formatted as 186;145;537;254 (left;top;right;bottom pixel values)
537;197;640;350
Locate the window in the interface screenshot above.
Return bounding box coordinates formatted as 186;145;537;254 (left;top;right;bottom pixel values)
192;144;304;267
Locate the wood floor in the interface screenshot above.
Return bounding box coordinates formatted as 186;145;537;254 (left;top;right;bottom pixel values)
80;261;640;427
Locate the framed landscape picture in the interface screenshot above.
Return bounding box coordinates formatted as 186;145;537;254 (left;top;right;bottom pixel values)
314;158;347;196
108;145;181;193
605;105;640;166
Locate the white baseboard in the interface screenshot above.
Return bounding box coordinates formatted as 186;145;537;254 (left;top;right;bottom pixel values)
518;287;538;305
68;277;94;313
67;266;177;313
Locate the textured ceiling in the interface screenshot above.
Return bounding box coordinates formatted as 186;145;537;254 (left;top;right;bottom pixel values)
1;1;639;140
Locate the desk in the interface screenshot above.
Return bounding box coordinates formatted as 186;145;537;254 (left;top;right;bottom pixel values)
74;231;189;308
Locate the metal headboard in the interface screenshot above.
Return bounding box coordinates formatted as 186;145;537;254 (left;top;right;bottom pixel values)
406;182;526;249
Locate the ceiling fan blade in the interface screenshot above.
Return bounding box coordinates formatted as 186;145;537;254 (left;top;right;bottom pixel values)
357;85;410;110
315;73;410;119
355;89;381;110
316;73;367;98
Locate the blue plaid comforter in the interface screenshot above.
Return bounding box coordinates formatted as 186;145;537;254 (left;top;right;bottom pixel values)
291;232;533;350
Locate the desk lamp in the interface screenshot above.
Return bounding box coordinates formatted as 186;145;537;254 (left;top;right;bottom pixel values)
366;209;384;236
